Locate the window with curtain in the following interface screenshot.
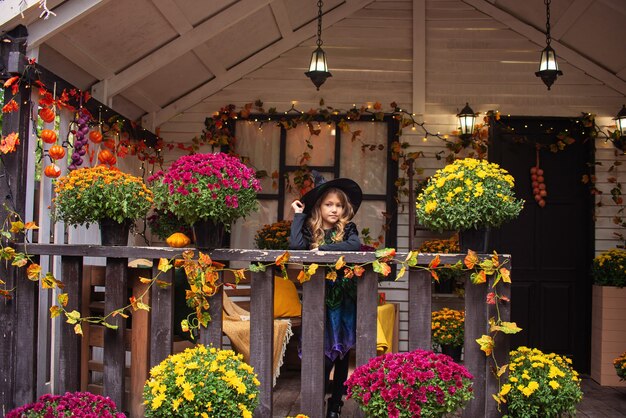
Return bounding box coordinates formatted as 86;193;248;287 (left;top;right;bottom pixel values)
230;117;396;250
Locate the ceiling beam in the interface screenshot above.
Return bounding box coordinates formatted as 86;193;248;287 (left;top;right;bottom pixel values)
148;0;375;126
270;0;293;38
551;0;595;40
26;0;111;50
463;0;626;95
150;0;192;34
193;44;226;77
93;0;272;99
45;32;113;80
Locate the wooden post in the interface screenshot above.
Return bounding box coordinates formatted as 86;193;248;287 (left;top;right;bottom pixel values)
57;256;83;393
0;24;35;413
301;270;326;418
461;272;488;418
250;268;274;418
149;262;173;368
408;269;432;350
103;257;128;411
407;158;416;251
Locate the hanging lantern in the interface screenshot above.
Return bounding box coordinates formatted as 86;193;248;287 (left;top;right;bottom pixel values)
615;105;626;137
457;102;477;140
535;0;562;90
305;0;331;90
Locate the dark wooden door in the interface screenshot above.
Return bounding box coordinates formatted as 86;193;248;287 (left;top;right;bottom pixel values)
489;116;594;373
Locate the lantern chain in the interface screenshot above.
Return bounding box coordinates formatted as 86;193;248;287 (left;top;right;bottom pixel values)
316;0;323;47
545;0;552;45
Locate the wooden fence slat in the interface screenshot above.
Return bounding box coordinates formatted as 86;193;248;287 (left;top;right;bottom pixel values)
103;258;128;411
356;269;378;366
486;267;512;417
355;269;379;418
250;269;274;418
58;256;82;393
408;269;432;350
461;272;488;418
149;263;173;368
14;259;38;406
130;271;150;418
301;270;326;418
200;275;223;348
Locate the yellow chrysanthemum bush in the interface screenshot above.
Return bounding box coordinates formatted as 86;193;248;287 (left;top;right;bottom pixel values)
495;346;582;418
591;249;626;287
431;308;464;348
52;166;153;227
143;345;260;418
615;351;626;380
416;158;524;232
254;220;292;250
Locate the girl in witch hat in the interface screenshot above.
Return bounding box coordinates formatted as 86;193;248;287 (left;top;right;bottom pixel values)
289;172;363;418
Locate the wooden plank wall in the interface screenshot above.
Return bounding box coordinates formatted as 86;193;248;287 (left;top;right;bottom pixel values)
156;0;625;352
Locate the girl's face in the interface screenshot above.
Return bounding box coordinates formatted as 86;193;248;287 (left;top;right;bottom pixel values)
319;192;345;229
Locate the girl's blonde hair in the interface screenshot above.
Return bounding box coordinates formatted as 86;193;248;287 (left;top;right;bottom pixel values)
307;188;355;249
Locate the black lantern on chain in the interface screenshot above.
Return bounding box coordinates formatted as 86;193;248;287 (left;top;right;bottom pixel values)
457;102;477;142
535;0;562;90
615;105;626;137
305;0;331;90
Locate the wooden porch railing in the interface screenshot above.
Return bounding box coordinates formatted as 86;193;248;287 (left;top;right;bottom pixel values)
11;244;510;418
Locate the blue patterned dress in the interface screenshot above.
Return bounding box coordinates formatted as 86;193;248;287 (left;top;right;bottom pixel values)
289;213;360;361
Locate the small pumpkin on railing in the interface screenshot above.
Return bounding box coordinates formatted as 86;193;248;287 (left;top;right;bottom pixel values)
166;232;191;248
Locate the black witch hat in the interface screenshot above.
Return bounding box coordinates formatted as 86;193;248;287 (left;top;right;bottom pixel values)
300;171;362;216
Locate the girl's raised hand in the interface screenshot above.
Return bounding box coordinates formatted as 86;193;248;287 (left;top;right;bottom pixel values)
291;200;304;214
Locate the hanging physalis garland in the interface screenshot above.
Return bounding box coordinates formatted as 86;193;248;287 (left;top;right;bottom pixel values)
1;59;164;177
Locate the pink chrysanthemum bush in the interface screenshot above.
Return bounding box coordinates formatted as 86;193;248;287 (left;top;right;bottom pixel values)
148;152;261;226
6;391;125;417
346;349;474;418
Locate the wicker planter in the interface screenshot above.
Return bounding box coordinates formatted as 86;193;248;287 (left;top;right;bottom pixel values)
590;285;626;387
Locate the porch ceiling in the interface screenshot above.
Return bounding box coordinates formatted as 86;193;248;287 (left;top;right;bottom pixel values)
1;0;625;124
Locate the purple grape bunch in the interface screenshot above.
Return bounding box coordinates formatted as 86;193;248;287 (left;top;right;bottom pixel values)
69;109;91;170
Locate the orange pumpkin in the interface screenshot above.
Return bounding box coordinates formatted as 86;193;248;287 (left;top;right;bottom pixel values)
44;164;61;178
89;130;103;143
39;107;55;123
40;129;57;144
98;149;114;164
48;144;65;160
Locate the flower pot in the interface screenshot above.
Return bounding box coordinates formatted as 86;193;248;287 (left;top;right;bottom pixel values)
99;218;131;246
591;285;626;387
441;344;463;362
192;218;225;249
459;227;490;253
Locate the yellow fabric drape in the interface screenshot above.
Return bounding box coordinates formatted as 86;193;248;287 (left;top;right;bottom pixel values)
222;293;293;386
376;303;396;354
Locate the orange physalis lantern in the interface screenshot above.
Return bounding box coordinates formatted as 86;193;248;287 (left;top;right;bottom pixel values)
39;107;55;123
44;164;61;178
40;129;57;144
88;130;103;143
48;145;66;160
